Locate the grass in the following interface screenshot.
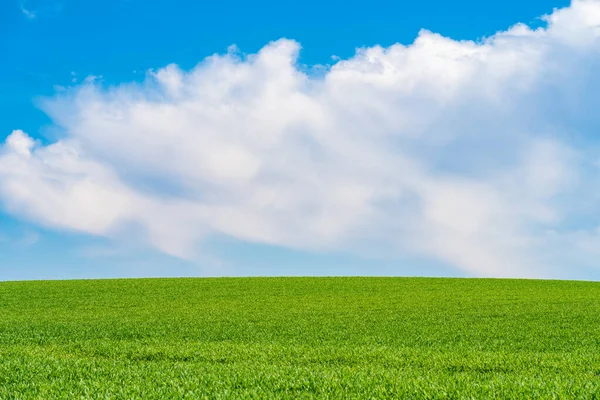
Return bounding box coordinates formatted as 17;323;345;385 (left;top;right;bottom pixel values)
1;277;600;398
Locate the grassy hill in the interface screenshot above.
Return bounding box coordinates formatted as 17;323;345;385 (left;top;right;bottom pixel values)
1;277;599;398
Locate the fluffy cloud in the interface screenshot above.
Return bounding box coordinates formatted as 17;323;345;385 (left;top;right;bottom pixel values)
3;0;600;277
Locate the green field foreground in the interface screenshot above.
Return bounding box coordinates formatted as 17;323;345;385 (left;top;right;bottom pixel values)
1;278;600;398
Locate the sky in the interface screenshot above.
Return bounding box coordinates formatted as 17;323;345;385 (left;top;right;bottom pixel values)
4;0;600;281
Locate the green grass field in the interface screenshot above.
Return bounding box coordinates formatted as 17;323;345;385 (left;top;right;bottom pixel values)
1;277;600;399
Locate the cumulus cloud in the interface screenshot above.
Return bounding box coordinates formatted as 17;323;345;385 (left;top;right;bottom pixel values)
3;0;600;277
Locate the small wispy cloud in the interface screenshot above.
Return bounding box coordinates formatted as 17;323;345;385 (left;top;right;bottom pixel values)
20;4;36;19
19;231;40;247
0;229;40;247
18;0;64;20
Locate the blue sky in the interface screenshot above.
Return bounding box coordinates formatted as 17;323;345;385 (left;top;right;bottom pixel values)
4;0;600;281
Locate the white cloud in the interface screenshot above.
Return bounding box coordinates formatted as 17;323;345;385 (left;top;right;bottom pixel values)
20;6;36;19
3;0;600;277
18;0;42;19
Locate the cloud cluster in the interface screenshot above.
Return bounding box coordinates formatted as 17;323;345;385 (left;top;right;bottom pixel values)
3;0;600;277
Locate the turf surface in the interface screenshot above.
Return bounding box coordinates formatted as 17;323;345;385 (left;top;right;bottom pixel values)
1;277;600;398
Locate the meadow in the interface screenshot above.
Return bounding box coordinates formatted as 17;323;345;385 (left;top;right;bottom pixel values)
1;277;599;398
